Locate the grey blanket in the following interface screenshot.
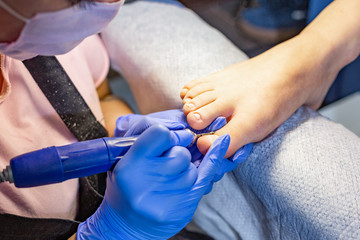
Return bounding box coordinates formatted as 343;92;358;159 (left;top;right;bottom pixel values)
195;107;360;239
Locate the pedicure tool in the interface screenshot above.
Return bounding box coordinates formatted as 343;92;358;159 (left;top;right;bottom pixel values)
0;129;197;188
188;130;215;146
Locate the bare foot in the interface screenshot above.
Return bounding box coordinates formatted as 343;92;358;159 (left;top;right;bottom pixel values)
180;37;333;157
180;60;285;157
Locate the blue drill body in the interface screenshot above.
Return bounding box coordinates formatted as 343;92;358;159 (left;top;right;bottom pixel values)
3;129;194;188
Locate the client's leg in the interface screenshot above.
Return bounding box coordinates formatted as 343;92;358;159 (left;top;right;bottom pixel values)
194;107;360;239
308;0;360;105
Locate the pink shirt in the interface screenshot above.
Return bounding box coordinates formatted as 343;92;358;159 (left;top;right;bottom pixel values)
0;35;109;220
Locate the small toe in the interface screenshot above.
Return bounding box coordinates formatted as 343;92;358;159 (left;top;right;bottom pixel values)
187;99;232;130
183;78;204;90
183;83;214;103
181;79;205;98
183;91;216;115
180;88;189;99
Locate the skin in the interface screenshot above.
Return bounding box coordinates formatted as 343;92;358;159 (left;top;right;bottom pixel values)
0;0;131;238
0;0;72;42
97;77;133;136
0;0;118;42
0;55;3;94
180;0;360;158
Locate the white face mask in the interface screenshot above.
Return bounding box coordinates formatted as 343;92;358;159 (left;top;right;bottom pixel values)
0;0;123;60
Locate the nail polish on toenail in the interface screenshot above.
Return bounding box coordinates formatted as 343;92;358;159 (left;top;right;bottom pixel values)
185;102;195;109
193;113;201;120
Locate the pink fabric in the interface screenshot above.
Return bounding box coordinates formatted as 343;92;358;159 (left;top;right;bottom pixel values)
0;35;109;219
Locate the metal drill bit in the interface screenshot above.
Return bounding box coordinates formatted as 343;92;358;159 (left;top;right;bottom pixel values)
186;129;215;147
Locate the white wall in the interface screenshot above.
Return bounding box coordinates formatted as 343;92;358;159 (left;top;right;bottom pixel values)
319;92;360;136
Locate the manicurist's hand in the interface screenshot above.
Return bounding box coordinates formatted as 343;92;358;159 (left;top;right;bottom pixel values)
76;124;230;240
115;109;252;189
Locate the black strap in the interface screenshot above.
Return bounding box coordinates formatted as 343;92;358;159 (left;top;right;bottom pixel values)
23;56;108;141
1;56;110;239
0;213;79;240
0;177;104;240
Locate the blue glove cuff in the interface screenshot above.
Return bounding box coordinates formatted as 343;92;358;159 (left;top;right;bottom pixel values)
77;199;154;240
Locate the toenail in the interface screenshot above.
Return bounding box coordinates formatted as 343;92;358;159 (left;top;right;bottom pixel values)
183;98;191;103
193;113;201;120
181;88;189;95
203;135;218;144
185;102;195;109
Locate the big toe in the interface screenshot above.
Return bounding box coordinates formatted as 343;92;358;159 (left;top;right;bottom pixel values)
197;135;218;155
197;119;251;158
216;122;250;158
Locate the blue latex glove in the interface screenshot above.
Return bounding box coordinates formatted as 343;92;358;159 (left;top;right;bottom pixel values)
77;125;230;239
115;109;253;189
114;109;226;138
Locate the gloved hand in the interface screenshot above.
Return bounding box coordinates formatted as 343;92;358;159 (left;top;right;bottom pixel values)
114;109;226;138
77;125;230;239
115;109;253;189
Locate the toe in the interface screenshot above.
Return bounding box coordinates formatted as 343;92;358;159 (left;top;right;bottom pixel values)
197;120;250;158
186;99;232;130
183;91;216;115
180;88;189;99
215;119;251;158
197;135;218;155
180;79;204;99
182;83;214;103
183;78;204;90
